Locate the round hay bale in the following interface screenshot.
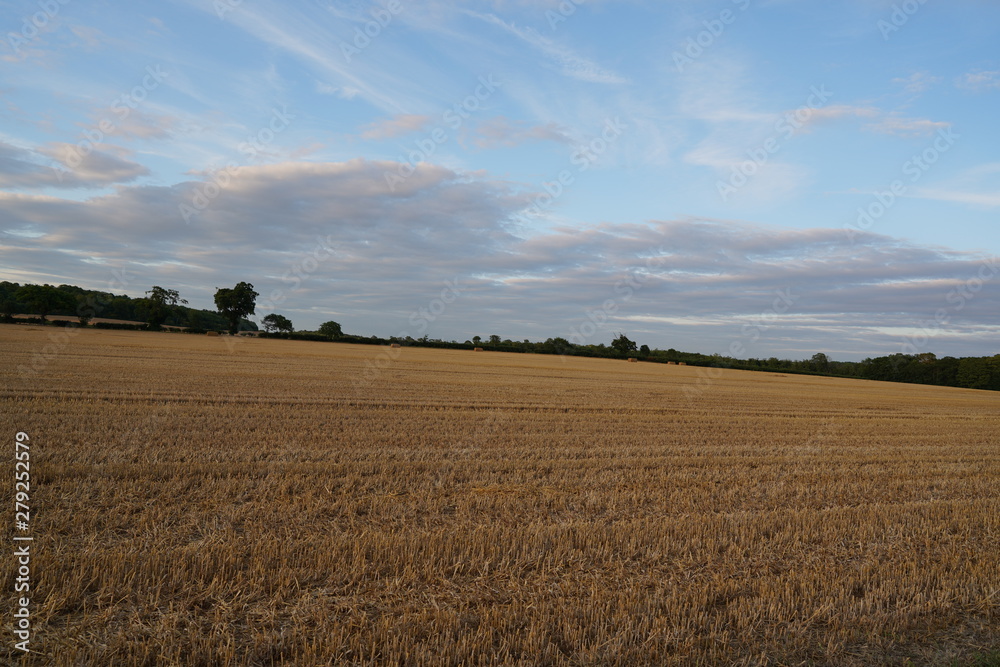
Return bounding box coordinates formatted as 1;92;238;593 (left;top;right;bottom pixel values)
474;347;484;352
206;331;220;337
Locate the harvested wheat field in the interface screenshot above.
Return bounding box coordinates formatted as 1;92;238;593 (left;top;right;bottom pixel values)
2;324;999;665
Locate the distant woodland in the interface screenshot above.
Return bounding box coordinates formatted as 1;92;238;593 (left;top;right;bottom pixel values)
0;281;256;332
3;280;998;392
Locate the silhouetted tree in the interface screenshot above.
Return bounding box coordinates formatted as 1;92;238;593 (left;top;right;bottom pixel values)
214;282;259;334
611;333;637;356
142;286;187;328
811;352;830;373
15;284;74;324
318;320;343;338
262;313;294;333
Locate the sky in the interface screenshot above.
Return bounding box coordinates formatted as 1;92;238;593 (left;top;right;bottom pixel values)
1;0;999;361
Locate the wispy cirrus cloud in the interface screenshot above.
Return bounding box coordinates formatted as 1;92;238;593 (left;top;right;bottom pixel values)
866;114;951;137
361;114;434;140
315;81;359;99
3;158;997;358
469;11;627;84
956;70;1000;92
173;0;407;112
911;189;1000;208
892;71;941;94
910;163;1000;209
472;116;570;148
0;140;148;189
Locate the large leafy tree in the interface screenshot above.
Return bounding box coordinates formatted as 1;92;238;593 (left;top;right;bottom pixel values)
1;297;17;322
318;320;342;339
811;352;830;373
142;286;187;328
262;313;294;333
610;333;638;356
15;284;75;323
214;282;259;334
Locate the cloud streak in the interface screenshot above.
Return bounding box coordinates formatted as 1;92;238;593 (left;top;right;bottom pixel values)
472;116;571;148
470;11;628;84
0;141;149;189
361;115;434;140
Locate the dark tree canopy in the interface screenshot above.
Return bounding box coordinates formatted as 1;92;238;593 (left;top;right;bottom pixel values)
214;282;259;334
811;352;830;372
1;296;18;322
262;313;294;333
15;284;75;323
318;321;343;338
142;286;187;328
611;333;638;356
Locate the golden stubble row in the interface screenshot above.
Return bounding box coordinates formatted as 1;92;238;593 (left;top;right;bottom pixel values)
1;326;998;665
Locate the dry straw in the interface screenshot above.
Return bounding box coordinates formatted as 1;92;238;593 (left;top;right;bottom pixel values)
1;325;997;664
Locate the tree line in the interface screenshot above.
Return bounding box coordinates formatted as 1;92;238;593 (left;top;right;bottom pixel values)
0;281;254;332
3;280;998;392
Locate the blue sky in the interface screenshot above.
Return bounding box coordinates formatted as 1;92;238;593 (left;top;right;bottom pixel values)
1;0;999;360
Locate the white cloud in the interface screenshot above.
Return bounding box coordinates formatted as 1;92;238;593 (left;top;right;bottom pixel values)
361;115;434;140
892;72;941;94
2;159;998;358
470;12;627;84
0;141;149;189
176;0;407;112
472;116;571;148
866;115;951;137
910;163;1000;209
798;104;879;126
956;70;1000;92
316;81;359;99
911;189;1000;208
